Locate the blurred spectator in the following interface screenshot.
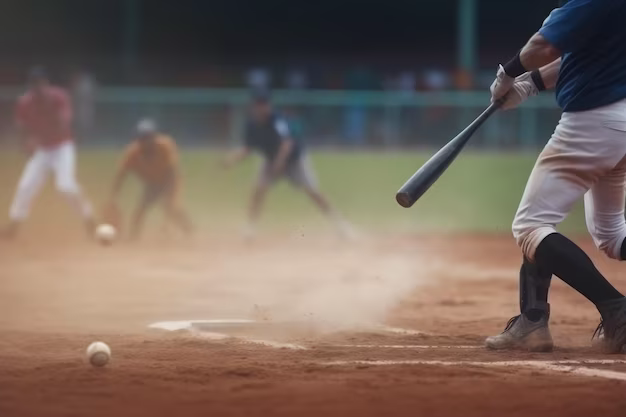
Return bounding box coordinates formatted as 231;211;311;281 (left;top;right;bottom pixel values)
397;71;417;96
453;69;473;90
286;69;309;90
423;69;449;91
70;70;96;140
246;67;272;90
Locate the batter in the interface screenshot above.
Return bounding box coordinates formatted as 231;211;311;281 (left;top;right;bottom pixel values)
486;0;626;353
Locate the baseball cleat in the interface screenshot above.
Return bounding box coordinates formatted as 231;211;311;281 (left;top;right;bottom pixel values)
594;297;626;353
485;313;553;352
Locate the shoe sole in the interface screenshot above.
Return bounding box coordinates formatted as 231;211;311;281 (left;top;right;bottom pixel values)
485;341;554;353
485;329;554;353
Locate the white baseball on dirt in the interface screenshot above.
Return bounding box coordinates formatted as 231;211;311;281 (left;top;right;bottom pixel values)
95;224;117;245
86;341;111;367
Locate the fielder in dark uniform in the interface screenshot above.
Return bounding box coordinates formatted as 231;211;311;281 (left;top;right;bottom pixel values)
222;92;352;238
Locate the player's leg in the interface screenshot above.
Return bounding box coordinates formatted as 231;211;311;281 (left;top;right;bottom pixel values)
244;161;273;239
51;142;95;233
287;155;354;238
584;162;626;261
162;183;193;236
487;109;626;351
128;185;160;240
1;150;51;238
487;256;554;351
583;159;626;352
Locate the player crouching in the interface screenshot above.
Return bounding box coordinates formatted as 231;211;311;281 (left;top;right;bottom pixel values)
222;91;354;240
106;119;193;240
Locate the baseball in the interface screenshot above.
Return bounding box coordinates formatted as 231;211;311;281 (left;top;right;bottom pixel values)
95;224;117;245
86;341;111;367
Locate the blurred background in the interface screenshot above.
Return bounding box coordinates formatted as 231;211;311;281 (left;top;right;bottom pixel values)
0;0;577;236
0;0;559;148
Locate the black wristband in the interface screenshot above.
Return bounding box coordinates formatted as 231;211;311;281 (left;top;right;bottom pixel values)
530;69;546;92
503;52;527;78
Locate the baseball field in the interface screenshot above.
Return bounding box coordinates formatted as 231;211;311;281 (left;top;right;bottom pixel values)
1;149;625;417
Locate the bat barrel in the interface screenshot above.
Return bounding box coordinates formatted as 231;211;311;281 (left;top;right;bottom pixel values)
395;192;413;208
395;101;502;208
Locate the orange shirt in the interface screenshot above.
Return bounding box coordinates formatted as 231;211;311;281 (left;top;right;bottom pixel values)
120;135;178;185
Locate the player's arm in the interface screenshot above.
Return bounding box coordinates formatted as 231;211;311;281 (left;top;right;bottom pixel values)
109;150;132;202
492;0;612;101
537;58;561;90
109;168;128;202
165;140;182;188
269;119;294;176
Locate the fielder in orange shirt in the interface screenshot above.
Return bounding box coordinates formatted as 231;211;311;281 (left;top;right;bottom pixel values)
108;119;193;239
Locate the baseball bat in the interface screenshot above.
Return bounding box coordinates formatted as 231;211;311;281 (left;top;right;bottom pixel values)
396;100;502;208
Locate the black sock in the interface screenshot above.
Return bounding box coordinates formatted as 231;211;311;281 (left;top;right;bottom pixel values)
620;237;626;261
535;233;623;306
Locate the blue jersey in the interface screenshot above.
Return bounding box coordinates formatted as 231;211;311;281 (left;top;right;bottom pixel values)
539;0;626;112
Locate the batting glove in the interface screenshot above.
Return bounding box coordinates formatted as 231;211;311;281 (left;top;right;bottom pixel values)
497;72;540;110
490;65;516;103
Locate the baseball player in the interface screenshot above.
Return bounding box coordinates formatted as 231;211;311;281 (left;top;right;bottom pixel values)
107;119;193;240
486;0;626;353
222;91;353;239
0;68;94;239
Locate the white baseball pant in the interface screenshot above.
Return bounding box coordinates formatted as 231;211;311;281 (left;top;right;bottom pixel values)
9;141;93;221
513;99;626;261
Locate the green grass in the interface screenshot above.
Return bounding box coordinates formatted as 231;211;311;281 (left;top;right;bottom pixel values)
0;149;588;235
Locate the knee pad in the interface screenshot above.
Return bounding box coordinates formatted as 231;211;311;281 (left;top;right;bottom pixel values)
512;220;556;261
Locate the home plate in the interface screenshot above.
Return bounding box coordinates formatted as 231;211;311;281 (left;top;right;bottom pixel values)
149;319;308;350
149;319;259;332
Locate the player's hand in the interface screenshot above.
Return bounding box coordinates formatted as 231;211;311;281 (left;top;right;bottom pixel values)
490;65;516;103
498;72;540;110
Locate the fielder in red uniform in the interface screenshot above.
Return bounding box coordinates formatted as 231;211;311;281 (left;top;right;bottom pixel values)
0;68;94;239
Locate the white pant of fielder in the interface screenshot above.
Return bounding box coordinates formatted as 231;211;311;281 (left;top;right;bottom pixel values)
514;99;626;261
10;141;93;222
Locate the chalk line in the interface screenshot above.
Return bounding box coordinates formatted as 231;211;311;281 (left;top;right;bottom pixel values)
322;359;626;381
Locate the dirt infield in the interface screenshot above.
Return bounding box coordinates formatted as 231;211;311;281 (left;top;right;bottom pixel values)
1;233;626;417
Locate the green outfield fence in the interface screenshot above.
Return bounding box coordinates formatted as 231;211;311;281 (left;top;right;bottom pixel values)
0;88;561;149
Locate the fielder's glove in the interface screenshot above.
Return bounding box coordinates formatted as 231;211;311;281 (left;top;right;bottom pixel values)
490;68;540;111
